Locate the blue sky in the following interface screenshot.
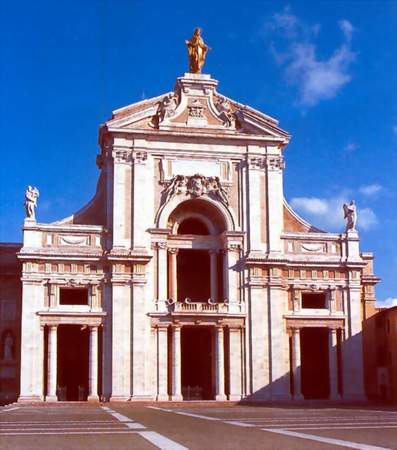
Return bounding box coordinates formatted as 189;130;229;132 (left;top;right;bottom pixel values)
0;0;396;304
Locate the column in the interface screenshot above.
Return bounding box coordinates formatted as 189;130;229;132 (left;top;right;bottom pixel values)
46;325;58;402
171;325;183;400
215;326;227;400
209;250;218;302
223;246;239;304
229;327;243;401
329;328;341;400
157;326;169;401
158;243;168;301
88;326;99;401
18;282;45;402
168;248;178;302
110;283;131;401
291;328;303;400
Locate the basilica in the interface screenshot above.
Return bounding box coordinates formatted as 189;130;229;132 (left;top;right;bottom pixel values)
0;33;380;403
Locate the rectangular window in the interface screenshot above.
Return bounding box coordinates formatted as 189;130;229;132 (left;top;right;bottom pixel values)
301;292;326;309
59;288;88;306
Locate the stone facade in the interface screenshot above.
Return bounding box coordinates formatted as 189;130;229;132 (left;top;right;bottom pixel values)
0;72;380;403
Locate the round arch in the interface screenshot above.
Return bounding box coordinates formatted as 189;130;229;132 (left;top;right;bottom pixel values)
156;195;237;232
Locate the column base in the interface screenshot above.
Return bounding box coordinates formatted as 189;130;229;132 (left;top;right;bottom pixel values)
87;395;100;402
130;395;155;401
293;394;304;401
45;395;58;402
109;395;130;402
342;393;366;401
156;394;169;401
18;395;44;403
228;394;242;401
170;394;183;401
215;394;227;401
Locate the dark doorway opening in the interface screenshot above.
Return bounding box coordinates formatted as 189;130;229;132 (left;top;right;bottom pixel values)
177;249;210;302
301;327;330;399
181;327;213;400
57;325;89;401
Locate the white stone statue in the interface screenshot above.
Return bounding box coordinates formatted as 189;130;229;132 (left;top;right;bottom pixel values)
215;97;235;128
157;93;179;123
24;185;39;220
343;200;357;232
3;332;13;361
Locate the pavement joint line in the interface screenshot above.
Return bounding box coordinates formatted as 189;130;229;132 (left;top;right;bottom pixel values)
262;428;392;450
104;406;190;449
138;431;189;450
284;425;397;430
223;421;256;427
0;431;141;436
147;407;221;422
0;427;132;432
0;420;118;424
0;406;19;413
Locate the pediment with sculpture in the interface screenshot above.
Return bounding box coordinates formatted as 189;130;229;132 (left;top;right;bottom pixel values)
160;174;229;207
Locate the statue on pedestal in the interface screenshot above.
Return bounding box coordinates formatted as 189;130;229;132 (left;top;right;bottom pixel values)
343;200;357;232
24;185;39;220
185;27;210;74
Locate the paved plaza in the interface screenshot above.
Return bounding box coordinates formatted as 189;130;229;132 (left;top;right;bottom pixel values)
1;403;397;449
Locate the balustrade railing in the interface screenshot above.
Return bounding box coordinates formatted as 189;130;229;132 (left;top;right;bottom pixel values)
153;299;245;315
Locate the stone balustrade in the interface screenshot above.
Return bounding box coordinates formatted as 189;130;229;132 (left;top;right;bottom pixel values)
153;300;245;315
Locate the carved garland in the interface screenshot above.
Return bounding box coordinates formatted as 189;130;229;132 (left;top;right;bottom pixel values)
161;174;229;207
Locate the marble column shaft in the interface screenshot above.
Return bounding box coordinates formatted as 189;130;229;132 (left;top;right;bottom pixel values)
88;326;99;401
46;325;58;401
215;326;227;400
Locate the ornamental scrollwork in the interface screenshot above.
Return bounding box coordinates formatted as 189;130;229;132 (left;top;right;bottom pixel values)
161;174;229;206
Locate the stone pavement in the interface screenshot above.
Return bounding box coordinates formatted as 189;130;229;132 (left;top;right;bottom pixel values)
1;403;397;449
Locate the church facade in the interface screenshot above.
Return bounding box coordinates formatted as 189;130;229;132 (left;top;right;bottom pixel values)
0;69;380;403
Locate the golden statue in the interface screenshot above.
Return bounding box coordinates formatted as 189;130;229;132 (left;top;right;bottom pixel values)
185;27;210;73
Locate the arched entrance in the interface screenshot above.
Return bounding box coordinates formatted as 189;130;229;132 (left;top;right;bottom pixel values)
167;199;227;399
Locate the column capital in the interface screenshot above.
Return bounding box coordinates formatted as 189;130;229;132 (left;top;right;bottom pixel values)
168;247;179;255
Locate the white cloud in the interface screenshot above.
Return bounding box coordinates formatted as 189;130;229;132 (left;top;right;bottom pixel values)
339;19;354;42
376;298;397;308
289;197;329;215
359;184;382;197
268;10;355;107
345;142;359;152
359;207;378;230
290;193;377;231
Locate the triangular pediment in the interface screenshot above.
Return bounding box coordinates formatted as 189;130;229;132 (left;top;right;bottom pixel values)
105;73;290;143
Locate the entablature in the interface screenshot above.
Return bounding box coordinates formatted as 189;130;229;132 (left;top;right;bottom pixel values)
37;311;106;327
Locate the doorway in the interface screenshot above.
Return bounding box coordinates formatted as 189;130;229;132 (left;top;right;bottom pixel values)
300;327;330;399
177;249;210;302
181;327;213;400
57;325;89;401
